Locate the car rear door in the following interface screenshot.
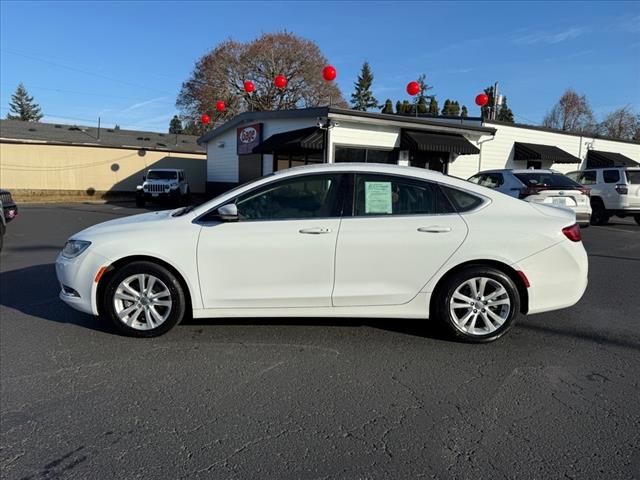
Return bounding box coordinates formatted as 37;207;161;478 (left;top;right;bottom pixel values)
332;173;468;307
196;172;347;308
624;169;640;208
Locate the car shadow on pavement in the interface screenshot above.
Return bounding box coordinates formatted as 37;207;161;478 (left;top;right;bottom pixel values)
0;263;116;334
519;322;640;352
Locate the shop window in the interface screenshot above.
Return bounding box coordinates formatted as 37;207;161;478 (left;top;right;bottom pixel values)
335;147;396;164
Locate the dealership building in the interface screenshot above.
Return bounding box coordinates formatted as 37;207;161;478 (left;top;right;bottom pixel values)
198;106;640;194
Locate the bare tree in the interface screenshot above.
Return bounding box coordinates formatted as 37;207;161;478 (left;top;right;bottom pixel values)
542;89;596;134
177;32;346;126
598;106;639;140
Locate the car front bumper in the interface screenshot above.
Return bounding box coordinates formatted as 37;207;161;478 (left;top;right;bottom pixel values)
55;250;111;316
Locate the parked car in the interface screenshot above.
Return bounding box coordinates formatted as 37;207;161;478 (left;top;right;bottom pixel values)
565;167;640;225
468;169;592;227
136;168;190;207
0;189;18;251
56;163;588;343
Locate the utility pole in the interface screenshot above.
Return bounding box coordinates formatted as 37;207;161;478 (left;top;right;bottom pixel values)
97;116;101;140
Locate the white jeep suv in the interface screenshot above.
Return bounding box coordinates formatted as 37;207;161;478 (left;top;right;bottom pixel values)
566;167;640;225
136;168;190;207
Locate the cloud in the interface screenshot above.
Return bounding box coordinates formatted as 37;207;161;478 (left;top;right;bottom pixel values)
514;27;585;45
120;96;167;114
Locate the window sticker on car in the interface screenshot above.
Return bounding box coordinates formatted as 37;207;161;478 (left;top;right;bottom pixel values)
365;181;392;214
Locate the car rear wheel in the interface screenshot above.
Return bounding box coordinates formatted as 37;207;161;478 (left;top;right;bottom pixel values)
590;198;609;225
103;261;186;337
435;267;520;343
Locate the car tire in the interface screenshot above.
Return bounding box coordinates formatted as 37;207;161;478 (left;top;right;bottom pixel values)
635;215;640;226
103;261;186;337
434;266;521;343
135;196;145;208
590;198;609;225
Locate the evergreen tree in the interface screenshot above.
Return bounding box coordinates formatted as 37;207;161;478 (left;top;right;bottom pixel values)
114;124;121;130
381;99;394;114
417;96;428;114
402;100;411;114
497;97;514;123
169;115;184;134
461;105;469;118
395;100;403;114
428;97;439;116
441;99;451;116
6;83;43;121
350;61;378;111
451;101;461;116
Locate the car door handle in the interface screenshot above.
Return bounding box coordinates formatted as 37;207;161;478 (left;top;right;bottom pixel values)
299;227;332;235
418;226;452;233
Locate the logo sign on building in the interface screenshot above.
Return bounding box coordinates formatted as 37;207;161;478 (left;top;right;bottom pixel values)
237;123;262;155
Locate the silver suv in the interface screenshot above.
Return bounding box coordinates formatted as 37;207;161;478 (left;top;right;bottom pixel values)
566;167;640;225
136;168;190;207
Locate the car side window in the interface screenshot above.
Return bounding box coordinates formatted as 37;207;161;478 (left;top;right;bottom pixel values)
566;172;578;181
354;174;454;216
579;171;597;185
482;173;503;188
603;170;620;183
468;174;484;185
235;173;345;221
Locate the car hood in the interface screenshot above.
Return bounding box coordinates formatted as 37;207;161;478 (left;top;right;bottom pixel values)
74;209;178;238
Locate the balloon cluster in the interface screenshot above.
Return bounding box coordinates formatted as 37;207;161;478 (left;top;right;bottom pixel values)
201;65;337;124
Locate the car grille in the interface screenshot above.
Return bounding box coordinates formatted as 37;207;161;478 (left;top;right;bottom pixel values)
0;192;13;204
145;184;166;193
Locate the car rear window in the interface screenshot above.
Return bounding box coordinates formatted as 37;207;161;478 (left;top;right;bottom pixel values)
513;172;581;189
625;171;640;184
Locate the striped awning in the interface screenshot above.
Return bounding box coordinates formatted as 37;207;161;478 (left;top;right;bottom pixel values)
586;150;639;168
514;142;580;164
252;127;324;154
401;130;479;155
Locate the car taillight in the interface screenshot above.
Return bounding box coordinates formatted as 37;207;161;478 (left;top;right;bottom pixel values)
615;184;628;195
577;186;590;197
562;224;582;242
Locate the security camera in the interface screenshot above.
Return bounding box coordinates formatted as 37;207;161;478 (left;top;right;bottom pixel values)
317;120;324;128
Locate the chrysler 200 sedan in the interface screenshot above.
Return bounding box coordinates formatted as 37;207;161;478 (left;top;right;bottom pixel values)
56;163;588;342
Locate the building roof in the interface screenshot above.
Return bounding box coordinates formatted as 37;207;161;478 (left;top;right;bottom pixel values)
485;120;640;145
0;119;205;154
197;107;496;144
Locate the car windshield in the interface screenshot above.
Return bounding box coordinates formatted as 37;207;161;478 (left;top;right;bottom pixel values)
625;170;640;184
147;171;177;180
514;172;581;189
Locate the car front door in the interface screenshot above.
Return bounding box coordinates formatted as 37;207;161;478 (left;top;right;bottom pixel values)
196;173;347;308
332;173;468;307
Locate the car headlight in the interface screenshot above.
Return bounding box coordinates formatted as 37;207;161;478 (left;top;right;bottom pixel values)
62;240;91;258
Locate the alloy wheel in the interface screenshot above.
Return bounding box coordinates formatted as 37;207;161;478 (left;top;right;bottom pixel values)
113;274;173;330
449;276;511;336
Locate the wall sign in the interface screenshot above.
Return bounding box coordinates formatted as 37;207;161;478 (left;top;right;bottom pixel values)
237;123;262;155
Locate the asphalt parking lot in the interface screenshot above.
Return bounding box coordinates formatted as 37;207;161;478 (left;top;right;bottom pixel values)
1;203;639;480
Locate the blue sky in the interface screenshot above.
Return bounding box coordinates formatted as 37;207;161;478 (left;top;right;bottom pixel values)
1;0;638;132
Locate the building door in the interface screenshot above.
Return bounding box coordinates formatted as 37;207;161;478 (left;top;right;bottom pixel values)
238;154;263;183
409;151;449;173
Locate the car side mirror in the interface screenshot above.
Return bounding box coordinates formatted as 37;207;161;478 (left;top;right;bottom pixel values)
217;204;239;222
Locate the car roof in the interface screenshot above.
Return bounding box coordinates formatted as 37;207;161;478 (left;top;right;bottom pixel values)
474;169;560;175
147;168;182;172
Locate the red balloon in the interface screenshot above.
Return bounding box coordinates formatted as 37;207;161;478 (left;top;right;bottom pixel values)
274;74;287;89
200;113;211;125
243;80;255;93
216;100;226;112
322;65;337;81
406;81;420;96
475;93;489;107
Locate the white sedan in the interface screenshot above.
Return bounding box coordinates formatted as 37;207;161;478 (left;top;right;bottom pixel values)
56;163;588;342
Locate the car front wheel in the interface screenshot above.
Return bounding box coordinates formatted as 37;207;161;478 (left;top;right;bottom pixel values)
103;261;186;337
435;267;520;343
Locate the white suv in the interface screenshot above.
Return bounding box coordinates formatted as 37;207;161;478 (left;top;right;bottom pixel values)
468;169;592;226
566;168;640;225
136;169;190;207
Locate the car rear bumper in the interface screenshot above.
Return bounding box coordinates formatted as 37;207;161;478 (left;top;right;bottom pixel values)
514;239;588;315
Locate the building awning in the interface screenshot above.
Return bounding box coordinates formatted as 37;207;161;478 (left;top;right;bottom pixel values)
252;127;324;154
401;130;479;155
513;142;580;164
586;150;640;168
